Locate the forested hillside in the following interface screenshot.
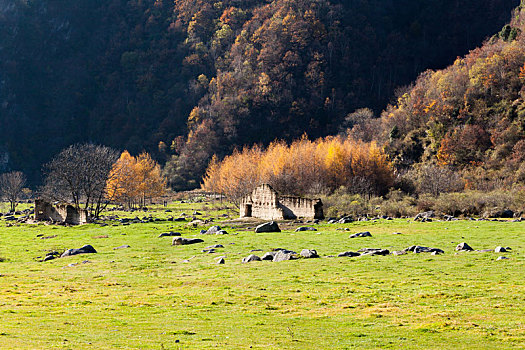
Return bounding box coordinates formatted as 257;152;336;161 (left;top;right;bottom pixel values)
365;2;525;191
0;0;518;186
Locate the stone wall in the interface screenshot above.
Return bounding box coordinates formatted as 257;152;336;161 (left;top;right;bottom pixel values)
240;184;323;220
279;196;324;220
35;199;64;222
35;199;88;225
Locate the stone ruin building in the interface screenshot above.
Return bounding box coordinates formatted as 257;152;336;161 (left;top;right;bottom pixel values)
240;184;324;220
35;199;88;225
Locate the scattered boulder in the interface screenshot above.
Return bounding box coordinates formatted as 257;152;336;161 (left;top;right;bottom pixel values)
358;248;389;256
392;232;403;235
158;232;181;238
261;252;277;260
255;221;281;233
272;250;297;262
42;251;60;261
113;245;130;250
216;230;229;235
172;237;204;246
300;249;319;258
496;256;509;260
456;242;473;251
338;216;354;224
495;246;507;253
217;257;225;264
60;245;97;258
414;211;434;221
204;226;222;234
206;244;224;249
349;231;372;238
295;227;317;232
392;250;407;256
338;251;360;257
242;254;261;263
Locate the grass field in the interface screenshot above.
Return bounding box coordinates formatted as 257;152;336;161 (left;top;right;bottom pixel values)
0;201;524;349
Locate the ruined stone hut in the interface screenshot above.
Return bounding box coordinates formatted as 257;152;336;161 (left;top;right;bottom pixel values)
35;199;88;225
239;184;324;220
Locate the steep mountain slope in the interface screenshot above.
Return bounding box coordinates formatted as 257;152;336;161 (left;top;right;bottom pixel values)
0;0;519;185
370;2;525;190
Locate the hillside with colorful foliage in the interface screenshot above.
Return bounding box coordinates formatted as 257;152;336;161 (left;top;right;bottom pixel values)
0;0;518;187
359;2;525;191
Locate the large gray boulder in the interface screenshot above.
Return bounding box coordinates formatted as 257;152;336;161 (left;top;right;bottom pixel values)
60;245;97;258
158;231;181;237
338;251;360;257
172;237;204;245
255;221;281;233
349;231;372;238
205;226;221;234
300;249;319;258
414;211;434;220
494;246;507;253
242;254;261;263
456;242;473;251
261;251;278;260
358;248;389;256
272;250;296;262
295;227;317;232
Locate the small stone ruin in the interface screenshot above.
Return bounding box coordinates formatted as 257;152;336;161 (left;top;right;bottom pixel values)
240;184;324;220
35;199;88;225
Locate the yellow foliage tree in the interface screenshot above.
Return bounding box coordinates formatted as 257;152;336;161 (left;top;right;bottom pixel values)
106;151;166;208
202;135;393;201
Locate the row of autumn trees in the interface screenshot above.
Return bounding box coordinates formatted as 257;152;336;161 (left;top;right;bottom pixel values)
202;135;393;202
42;144;166;218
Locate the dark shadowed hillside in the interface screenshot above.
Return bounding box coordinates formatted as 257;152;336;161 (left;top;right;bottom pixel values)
0;0;519;186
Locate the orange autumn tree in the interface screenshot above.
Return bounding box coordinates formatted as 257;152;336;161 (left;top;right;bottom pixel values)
202;135;394;201
106;151;166;208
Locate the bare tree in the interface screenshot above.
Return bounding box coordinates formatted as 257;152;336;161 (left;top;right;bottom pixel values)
0;171;27;212
42;143;119;218
412;165;464;196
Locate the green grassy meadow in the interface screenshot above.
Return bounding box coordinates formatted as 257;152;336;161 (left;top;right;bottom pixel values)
0;201;524;349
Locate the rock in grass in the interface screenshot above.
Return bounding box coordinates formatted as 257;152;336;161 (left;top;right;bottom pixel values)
338;251;360;257
255;221;280;233
456;242;473;251
405;245;443;254
496;256;509;260
172;237;204;246
349;231;372;238
358;248;389;256
242;254;261;263
158;232;181;237
295;227;317;232
217;257;225;264
495;246;507;253
113;245;130;250
261;251;277;260
392;250;407;256
300;249;319;258
60;245;97;258
205;226;221;234
272;250;296;262
206;244;224;249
